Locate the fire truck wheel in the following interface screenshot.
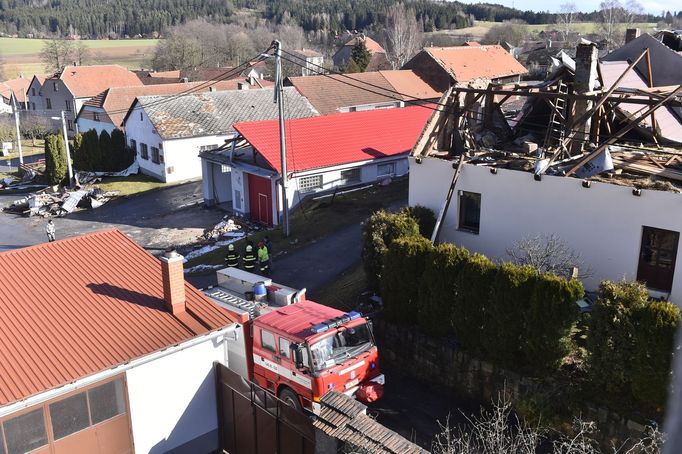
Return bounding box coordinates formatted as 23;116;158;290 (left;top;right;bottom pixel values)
279;388;302;412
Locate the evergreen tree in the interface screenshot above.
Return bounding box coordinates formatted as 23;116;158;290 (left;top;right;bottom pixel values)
72;132;85;170
82;129;100;171
44;134;67;186
110;128;128;170
99;129;113;171
350;40;372;72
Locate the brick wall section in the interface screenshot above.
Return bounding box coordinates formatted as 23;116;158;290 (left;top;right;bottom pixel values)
374;319;652;446
160;254;186;314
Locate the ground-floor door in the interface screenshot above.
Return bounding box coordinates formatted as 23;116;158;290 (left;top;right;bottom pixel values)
247;174;273;225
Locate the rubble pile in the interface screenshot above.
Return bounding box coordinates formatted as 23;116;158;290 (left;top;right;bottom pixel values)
199;214;263;242
2;186;119;217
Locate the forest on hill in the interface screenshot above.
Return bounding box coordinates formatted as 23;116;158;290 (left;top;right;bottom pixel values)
0;0;664;39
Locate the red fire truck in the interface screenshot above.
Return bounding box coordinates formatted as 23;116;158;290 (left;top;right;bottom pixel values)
203;267;384;413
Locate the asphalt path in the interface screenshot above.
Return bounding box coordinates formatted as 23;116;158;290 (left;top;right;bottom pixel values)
0;153;44;172
0;181;225;252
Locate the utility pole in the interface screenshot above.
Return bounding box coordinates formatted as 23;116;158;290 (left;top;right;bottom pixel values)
274;40;290;237
11;96;23;166
60;111;73;185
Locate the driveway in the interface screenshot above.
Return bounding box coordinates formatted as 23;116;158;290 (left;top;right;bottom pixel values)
0;181;225;252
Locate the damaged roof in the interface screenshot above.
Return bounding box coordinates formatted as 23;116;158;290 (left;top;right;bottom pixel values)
127;87;318;140
0;229;236;408
49;65;144;98
234;105;432;174
415;45;528;82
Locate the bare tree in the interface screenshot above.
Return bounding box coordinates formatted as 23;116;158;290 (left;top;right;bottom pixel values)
557;3;578;42
433;395;663;454
73;41;91;66
506;233;591;279
384;2;423;69
40;39;76;73
624;0;644;24
482;21;529;47
599;0;626;50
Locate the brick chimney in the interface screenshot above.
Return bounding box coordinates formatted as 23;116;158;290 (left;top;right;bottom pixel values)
160;249;186;314
572;42;599;153
625;28;640;43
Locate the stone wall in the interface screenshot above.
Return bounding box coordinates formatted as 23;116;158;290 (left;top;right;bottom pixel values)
375;320;655;445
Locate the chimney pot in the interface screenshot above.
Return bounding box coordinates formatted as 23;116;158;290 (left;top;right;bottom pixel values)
625;28;641;43
160;250;186;315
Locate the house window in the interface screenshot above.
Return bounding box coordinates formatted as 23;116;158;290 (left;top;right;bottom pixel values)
49;393;90;440
279;337;291;359
53;82;58;91
458;191;481;234
65;100;72;112
235;190;242;210
2;408;48;454
299;174;322;193
130;139;137;153
377;162;396;177
67;120;73;131
151;147;160;164
46;98;52;109
140;111;143;121
31;88;35;96
93;112;100;122
140;143;149;160
637;226;679;292
199;144;219;153
341;167;361;183
261;330;276;352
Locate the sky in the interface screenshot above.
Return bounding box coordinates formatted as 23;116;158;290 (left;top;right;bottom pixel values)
453;0;671;15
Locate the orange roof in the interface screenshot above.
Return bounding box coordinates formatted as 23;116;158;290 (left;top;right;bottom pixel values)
0;77;31;103
423;45;527;82
344;35;386;54
51;65;144;98
288;70;440;115
0;229;235;407
149;70;181;78
80;78;274;127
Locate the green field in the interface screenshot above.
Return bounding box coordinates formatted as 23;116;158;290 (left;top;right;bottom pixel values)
0;37;159;79
429;21;658;39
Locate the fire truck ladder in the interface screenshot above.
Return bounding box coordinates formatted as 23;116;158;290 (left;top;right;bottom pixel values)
544;80;569;151
430;153;466;244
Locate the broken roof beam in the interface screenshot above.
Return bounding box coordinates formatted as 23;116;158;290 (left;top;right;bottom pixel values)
566;84;682;177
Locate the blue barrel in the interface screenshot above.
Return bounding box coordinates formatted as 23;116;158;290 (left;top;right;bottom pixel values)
254;282;267;303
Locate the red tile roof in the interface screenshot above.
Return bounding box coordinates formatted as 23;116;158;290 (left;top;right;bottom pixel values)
0;229;235;407
0;77;31;103
80;78;274;128
51;65;144;98
288;70;441;115
234;105;433;174
423;45;527;82
344;35;386;54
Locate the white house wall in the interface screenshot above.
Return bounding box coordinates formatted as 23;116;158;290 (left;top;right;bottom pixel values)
162;135;231;183
77;107;116;136
408;158;682;302
125;334;229;454
201;160;233;206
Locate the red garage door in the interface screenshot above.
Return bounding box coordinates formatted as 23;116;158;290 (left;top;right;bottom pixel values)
248;174;273;225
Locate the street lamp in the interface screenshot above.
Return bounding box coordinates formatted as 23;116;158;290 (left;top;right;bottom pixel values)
50;111;73;185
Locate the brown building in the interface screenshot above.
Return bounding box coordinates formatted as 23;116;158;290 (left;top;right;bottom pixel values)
333;34;392;71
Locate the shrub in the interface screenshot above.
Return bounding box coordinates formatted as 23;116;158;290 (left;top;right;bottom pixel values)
400;205;437;239
361;210;419;290
381;235;434;324
523;273;582;371
632;300;680;410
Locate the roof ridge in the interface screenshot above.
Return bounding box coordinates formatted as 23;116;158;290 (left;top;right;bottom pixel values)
0;228;123;258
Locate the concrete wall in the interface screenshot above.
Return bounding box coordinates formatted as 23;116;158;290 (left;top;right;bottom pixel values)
409;158;682;302
202;160;233;206
125;335;229;454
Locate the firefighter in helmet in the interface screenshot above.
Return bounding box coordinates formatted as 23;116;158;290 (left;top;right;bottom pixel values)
242;244;257;271
225;243;240;268
257;240;270;274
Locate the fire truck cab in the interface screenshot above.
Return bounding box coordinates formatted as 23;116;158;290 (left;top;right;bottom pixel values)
204;267;384;413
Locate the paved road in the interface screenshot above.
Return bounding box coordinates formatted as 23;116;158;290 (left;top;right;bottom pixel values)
0;181;225;252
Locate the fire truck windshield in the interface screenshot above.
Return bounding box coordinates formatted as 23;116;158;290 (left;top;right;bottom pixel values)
308;323;373;372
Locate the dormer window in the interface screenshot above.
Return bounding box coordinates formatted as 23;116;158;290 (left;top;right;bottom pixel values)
53;82;58;92
94;112;100;122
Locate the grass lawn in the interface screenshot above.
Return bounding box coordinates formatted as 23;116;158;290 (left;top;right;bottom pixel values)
94;173;167;197
184;179;409;270
0;37;158;56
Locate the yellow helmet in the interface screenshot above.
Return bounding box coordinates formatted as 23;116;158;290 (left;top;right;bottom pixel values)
246;245;253;252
